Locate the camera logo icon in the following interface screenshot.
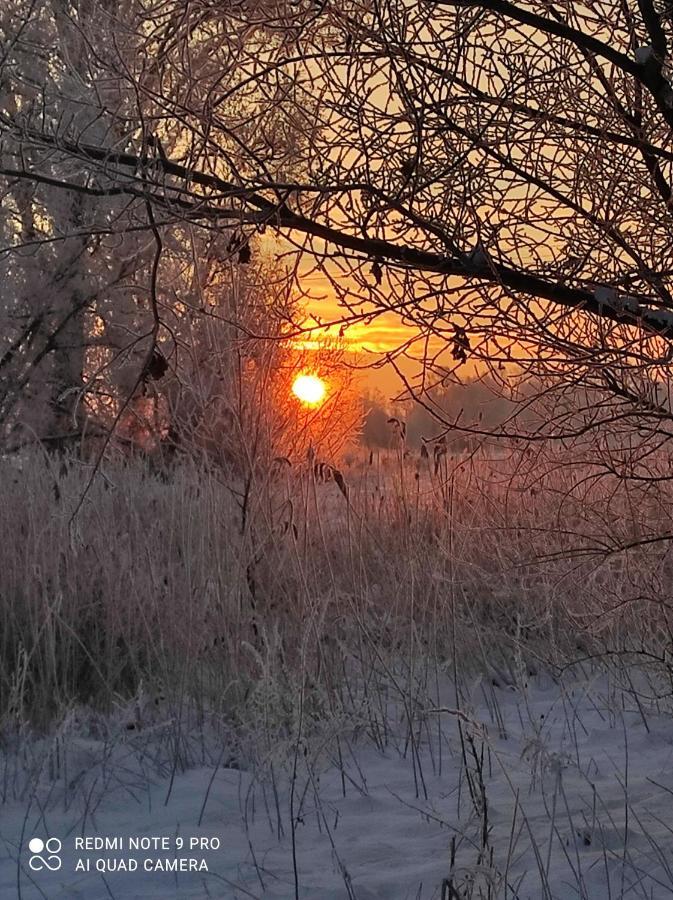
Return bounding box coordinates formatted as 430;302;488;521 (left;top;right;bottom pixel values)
28;838;62;872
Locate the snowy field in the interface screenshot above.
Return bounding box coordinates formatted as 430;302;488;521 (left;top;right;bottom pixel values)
3;453;673;899
4;671;673;899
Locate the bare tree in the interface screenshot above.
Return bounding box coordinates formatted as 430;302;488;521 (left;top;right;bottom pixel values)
0;0;326;450
0;0;160;446
5;1;673;456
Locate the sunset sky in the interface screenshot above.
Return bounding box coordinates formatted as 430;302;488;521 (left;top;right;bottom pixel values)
298;266;482;400
299;279;420;397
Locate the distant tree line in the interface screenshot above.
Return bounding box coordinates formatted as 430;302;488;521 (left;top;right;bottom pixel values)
360;377;517;450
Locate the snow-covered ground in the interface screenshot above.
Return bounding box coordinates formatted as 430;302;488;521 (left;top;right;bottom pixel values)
3;671;673;899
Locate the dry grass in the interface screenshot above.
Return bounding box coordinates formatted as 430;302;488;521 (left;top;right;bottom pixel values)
1;443;672;746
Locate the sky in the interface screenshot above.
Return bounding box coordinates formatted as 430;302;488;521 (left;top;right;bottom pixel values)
297;266;441;400
298;267;485;403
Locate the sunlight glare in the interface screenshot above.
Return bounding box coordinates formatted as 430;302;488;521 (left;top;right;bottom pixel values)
292;374;327;406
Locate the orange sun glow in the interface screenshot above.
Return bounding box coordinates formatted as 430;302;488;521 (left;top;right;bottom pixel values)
292;374;327;406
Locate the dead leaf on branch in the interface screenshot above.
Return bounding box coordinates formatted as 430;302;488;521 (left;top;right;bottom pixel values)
227;231;252;264
451;326;470;364
143;348;168;382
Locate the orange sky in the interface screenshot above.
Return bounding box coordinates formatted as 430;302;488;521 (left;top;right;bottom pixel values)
296;265;490;403
296;269;423;398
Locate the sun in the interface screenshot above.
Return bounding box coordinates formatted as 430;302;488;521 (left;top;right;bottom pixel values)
292;373;327;406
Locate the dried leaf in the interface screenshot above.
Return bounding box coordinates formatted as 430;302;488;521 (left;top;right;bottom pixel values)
144;348;168;381
333;468;349;500
451;326;470;364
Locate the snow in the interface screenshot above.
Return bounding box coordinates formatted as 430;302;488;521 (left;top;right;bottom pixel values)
620;296;640;314
635;46;654;66
594;286;618;306
4;673;673;898
466;246;489;271
592;287;673;331
643;307;673;329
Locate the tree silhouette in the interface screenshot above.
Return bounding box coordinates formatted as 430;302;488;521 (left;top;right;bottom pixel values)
4;1;673;442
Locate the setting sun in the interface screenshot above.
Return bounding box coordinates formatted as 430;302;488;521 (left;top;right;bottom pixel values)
292;374;327;406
